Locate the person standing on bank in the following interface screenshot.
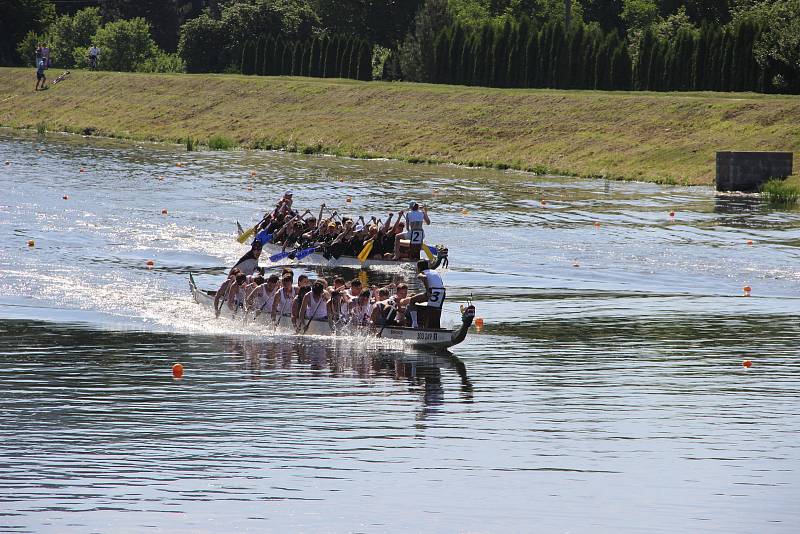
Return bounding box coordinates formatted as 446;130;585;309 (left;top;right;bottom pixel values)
88;44;99;70
41;43;51;67
35;59;46;91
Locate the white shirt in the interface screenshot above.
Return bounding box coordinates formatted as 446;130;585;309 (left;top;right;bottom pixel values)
406;210;425;230
423;268;444;289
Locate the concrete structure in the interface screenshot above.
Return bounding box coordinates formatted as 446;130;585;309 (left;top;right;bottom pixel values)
716;151;793;192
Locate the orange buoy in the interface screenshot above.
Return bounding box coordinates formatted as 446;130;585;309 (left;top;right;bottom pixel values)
594;222;601;228
27;240;35;247
346;196;352;203
172;363;184;378
541;199;547;206
250;170;256;176
460;208;470;215
475;317;484;328
79;168;85;173
161;209;168;215
746;240;753;246
742;360;752;368
669;211;675;217
743;285;752;296
146;259;155;268
62;195;69;200
176;162;184;168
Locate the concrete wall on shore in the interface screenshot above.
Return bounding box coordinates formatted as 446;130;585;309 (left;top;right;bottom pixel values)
716;151;793;192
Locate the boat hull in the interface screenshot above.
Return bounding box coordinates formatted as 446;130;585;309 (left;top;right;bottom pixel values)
189;274;473;350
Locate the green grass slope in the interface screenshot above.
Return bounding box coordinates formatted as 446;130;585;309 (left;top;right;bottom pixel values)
2;68;799;185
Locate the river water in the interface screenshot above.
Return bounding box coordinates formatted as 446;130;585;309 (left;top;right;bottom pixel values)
1;130;799;533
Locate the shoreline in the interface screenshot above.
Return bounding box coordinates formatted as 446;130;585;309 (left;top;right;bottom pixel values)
2;68;799;186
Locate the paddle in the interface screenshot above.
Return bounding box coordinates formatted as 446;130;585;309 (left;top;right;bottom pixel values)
300;294;326;334
376;302;394;338
254;230;273;246
357;240;373;262
294;247;317;260
269;250;292;262
237;211;273;244
421;243;435;261
237;224;257;244
268;245;314;262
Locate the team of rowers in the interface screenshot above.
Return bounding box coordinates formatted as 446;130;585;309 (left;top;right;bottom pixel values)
215;192;447;333
249;190;432;261
214;260;446;332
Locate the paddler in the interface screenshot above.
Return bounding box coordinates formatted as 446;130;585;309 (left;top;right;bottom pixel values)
271;274;295;325
407;259;445;329
392;202;430;260
230;242;263;277
214;267;241;318
297;280;330;332
248;274;279;317
225;273;249;313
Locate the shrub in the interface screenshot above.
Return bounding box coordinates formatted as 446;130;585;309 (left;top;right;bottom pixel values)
16;31;45;67
761;177;800;204
49;7;101;68
139;50;185;73
92;18;157;71
208;135;236;150
178;13;228;73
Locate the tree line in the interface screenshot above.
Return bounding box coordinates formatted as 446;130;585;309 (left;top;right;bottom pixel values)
239;35;372;80
4;0;799;94
396;13;771;92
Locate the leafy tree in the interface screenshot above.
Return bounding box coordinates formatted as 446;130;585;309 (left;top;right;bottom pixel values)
747;0;800;92
621;0;660;31
178;13;227;72
399;0;453;82
1;0;56;65
311;0;422;46
99;0;193;51
92;17;158;71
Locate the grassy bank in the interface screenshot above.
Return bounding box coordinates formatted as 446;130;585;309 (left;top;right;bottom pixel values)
2;68;799;185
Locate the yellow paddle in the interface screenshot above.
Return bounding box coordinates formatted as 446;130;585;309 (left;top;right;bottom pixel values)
421;243;435;261
357;240;374;262
237;224;256;244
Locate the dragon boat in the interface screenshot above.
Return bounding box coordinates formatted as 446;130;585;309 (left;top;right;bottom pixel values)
189;274;474;351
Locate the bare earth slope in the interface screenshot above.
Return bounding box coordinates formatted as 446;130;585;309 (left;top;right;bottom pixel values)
2;68;799;185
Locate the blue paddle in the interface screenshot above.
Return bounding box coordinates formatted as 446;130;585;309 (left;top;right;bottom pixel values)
269;250;291;262
254;231;273;246
294;247;317;260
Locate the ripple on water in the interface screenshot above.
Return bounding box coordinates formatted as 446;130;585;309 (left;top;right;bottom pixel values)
1;131;800;533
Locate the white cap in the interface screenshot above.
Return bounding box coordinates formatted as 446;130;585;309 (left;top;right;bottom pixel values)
284;190;293;197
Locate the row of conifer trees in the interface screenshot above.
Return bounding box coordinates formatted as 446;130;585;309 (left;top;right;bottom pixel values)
240;18;779;93
240;35;372;80
636;20;768;92
398;17;775;92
